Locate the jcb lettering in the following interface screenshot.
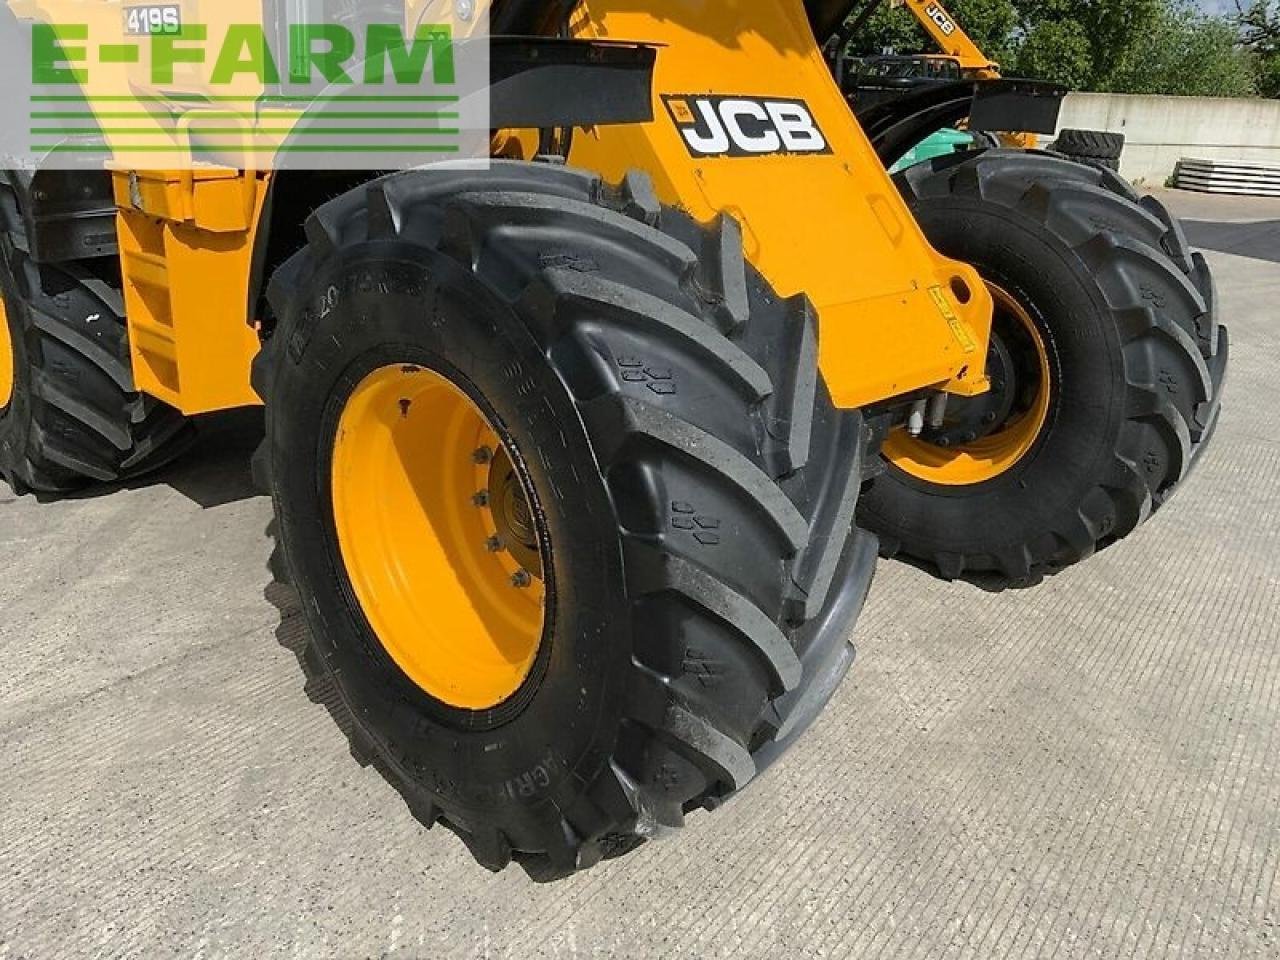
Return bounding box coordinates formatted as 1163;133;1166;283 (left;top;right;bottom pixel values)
664;95;830;158
925;3;957;36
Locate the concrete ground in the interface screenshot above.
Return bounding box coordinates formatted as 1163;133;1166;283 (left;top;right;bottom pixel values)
1;189;1277;959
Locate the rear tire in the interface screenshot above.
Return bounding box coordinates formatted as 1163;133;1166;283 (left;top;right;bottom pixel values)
0;238;193;494
859;150;1228;584
253;162;877;880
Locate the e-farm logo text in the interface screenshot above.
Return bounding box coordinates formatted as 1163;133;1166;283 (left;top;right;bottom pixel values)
17;14;483;169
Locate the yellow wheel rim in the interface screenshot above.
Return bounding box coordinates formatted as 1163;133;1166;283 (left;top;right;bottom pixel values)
330;364;547;711
0;297;13;411
884;283;1052;486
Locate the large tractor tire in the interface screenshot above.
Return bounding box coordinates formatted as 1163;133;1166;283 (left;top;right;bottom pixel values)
252;162;877;880
859;150;1228;584
0;238;193;495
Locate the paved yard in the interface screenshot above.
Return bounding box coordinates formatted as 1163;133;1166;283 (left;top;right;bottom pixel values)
1;190;1277;959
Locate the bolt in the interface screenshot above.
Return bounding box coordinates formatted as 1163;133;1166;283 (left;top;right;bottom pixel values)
937;437;952;448
472;491;490;508
511;570;532;589
472;446;494;465
984;412;998;424
963;432;977;443
456;0;474;20
486;535;505;553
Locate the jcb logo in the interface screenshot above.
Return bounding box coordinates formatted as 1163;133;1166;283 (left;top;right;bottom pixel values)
663;95;830;158
925;3;957;36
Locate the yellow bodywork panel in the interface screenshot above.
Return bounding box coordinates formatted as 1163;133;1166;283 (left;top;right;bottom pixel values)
18;0;269;415
112;168;264;415
571;1;992;408
17;0;269;165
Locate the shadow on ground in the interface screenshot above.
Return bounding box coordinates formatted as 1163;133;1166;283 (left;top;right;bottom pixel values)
1183;220;1280;264
57;407;266;510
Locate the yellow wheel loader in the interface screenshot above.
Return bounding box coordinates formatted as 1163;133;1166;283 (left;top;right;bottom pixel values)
0;0;1228;880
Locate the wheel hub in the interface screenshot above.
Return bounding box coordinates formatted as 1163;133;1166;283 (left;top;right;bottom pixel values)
488;447;543;580
330;363;547;711
883;282;1052;486
921;329;1019;448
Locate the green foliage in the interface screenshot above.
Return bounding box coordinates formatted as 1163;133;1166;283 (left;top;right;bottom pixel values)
842;0;1264;98
1258;55;1280;97
1108;4;1257;98
1011;18;1093;88
1237;1;1280;97
1011;0;1166;89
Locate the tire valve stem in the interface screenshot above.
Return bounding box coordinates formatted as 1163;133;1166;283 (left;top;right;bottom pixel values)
907;398;928;437
472;446;494;465
511;569;532;589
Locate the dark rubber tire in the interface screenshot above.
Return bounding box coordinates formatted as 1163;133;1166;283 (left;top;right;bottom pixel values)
1054;128;1126;162
0;231;193;495
859;149;1228;584
1062;155;1121;173
251;161;877;880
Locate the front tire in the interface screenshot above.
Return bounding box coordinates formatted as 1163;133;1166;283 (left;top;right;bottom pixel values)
859;150;1228;583
253;162;877;880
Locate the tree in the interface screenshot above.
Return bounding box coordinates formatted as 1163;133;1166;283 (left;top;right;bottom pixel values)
1236;1;1280;96
842;0;1261;99
1009;0;1167;89
1011;18;1094;88
1109;3;1257;98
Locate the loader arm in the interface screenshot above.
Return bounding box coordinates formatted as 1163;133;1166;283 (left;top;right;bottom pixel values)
893;0;999;78
569;0;993;410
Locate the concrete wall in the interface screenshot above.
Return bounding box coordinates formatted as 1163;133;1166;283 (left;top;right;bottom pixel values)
1056;92;1280;186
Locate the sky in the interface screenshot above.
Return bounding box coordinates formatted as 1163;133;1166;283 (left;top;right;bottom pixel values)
1197;0;1242;14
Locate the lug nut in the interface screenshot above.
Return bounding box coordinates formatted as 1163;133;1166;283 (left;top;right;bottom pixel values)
472;446;493;465
511;570;532;588
486;535;505;553
472;490;490;508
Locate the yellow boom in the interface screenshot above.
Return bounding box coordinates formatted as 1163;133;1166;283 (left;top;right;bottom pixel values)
892;0;1000;77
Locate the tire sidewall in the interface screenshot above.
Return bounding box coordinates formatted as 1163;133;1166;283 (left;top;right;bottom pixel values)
268;243;631;829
